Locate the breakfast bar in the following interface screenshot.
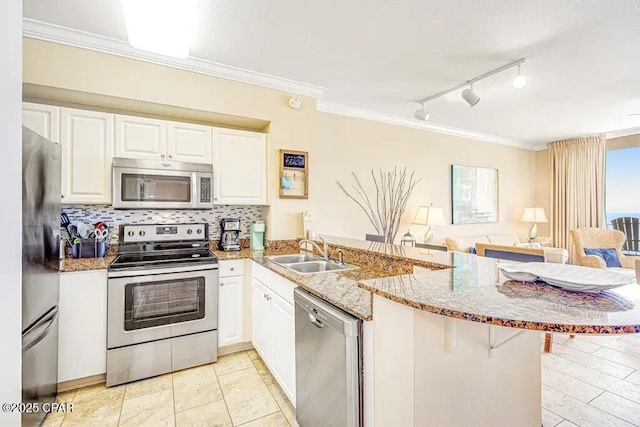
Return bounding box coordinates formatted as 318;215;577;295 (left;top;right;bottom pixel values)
355;249;640;427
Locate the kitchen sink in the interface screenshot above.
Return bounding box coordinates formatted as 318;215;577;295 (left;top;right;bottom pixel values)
268;254;324;264
267;254;358;275
287;261;357;274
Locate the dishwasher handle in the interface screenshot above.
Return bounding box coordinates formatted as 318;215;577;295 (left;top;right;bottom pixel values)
308;313;324;328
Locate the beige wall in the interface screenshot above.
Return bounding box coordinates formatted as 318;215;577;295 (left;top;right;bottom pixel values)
23;38;316;239
314;112;537;244
23;38;541;242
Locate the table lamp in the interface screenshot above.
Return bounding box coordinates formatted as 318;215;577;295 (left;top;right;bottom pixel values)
412;205;446;244
521;207;548;242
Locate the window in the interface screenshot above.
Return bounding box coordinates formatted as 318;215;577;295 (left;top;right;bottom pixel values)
606;146;640;254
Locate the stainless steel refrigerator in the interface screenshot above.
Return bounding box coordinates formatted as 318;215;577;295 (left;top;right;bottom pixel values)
21;127;61;427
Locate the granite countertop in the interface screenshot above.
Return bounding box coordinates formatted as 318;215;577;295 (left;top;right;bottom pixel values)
251;254;391;320
58;255;116;272
57;234;640;333
212;247;386;320
359;252;640;334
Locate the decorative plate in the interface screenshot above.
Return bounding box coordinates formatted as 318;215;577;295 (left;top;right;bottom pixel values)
498;262;636;292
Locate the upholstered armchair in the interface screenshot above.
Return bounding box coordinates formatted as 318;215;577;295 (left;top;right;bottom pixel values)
570;228;640;269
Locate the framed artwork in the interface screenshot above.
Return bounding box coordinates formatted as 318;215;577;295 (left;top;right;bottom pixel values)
451;164;498;224
279;149;308;199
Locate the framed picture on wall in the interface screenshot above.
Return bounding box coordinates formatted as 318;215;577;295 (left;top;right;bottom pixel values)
451;164;499;224
279;149;308;199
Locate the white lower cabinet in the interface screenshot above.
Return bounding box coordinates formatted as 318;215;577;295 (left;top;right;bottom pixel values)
218;260;246;348
251;262;296;406
58;270;107;383
251;278;272;358
269;291;296;400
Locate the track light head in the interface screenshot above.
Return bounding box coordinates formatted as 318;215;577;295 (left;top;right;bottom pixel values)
414;109;430;121
512;64;527;89
461;86;480;107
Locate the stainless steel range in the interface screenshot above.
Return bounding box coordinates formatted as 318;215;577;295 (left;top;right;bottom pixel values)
107;223;218;387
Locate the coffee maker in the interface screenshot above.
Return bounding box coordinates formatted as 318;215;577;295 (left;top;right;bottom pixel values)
219;218;241;251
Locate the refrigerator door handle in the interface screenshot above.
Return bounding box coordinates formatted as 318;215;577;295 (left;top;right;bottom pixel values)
22;307;58;353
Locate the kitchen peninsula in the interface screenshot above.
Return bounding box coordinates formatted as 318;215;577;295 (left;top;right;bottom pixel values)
295;236;640;427
55;235;640;427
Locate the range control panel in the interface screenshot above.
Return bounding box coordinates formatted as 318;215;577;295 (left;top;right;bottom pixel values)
120;223;208;244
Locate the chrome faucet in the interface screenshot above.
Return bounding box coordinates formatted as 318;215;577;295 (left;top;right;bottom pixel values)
299;237;329;260
337;249;345;265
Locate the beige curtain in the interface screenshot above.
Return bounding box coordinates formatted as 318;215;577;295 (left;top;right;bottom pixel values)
548;135;606;262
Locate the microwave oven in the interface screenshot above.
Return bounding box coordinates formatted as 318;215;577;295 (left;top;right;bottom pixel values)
112;158;214;209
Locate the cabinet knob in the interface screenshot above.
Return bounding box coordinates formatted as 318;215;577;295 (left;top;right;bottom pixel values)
220;282;224;287
168;154;173;159
61;194;64;199
230;267;234;271
161;153;166;158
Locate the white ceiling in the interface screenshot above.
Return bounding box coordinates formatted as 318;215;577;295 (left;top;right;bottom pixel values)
23;0;640;146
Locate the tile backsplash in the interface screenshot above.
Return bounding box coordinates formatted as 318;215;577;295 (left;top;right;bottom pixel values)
61;205;263;242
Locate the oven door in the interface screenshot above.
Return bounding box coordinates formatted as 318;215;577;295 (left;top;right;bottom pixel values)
113;167;197;209
107;266;218;348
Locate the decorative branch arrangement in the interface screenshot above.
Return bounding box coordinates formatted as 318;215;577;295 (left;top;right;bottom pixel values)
337;167;421;244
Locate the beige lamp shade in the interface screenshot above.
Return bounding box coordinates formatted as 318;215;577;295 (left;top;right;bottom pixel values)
412;206;446;226
521;207;548;223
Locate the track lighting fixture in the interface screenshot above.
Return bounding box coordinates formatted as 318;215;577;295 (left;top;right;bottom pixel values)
512;64;527;89
414;58;526;116
414;104;430;121
461;84;480;106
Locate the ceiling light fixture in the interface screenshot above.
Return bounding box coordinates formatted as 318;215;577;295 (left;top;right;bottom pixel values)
461;83;480;106
512;64;527;89
414;103;430;121
415;58;526;113
121;0;199;59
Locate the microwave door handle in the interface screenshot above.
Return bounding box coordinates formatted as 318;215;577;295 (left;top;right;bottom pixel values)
193;172;199;207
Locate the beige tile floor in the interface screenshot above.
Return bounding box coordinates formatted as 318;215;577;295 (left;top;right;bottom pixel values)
41;333;640;427
542;334;640;427
42;349;295;427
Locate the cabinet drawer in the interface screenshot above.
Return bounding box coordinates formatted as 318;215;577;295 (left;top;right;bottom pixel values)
219;260;245;277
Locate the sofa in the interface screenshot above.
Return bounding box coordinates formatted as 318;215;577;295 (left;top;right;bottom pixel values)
444;234;568;264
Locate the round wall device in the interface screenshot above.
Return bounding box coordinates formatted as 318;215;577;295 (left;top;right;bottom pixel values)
288;96;302;110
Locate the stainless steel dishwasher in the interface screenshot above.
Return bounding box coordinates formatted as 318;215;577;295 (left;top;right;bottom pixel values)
294;288;362;427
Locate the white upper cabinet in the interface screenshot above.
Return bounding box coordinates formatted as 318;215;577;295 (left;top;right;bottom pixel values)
60;108;114;204
213;128;267;205
115;115;166;161
167;121;212;164
22;102;60;142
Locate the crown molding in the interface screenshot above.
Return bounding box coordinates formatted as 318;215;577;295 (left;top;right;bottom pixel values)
606;126;640;139
22;18;325;98
317;101;535;151
23;18;542;150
